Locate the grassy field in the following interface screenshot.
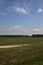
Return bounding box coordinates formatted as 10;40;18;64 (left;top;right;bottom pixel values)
0;37;43;65
0;37;43;45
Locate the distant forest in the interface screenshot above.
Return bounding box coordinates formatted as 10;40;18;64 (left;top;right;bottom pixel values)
0;34;43;37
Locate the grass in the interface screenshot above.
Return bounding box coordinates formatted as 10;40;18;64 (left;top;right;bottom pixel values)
0;37;43;65
0;37;43;45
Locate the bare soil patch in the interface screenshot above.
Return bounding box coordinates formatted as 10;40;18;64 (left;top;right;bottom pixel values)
0;44;32;49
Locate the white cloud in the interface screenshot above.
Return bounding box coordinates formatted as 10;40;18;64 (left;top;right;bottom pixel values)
9;26;22;31
32;28;43;34
21;29;27;32
37;8;43;13
14;6;27;15
0;26;43;35
33;28;41;32
0;26;31;35
8;6;28;15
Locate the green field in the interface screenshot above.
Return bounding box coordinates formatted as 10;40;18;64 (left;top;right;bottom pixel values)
0;37;43;45
0;37;43;65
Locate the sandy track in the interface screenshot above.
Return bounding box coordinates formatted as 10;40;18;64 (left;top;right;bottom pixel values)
0;44;31;49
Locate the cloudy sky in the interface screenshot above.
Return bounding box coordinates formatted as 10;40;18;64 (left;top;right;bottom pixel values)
0;0;43;35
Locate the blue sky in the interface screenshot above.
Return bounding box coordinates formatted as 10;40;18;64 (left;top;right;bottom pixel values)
0;0;43;35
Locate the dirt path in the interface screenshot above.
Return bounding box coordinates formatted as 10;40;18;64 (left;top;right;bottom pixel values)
0;44;31;49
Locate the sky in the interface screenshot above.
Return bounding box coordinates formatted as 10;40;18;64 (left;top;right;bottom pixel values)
0;0;43;35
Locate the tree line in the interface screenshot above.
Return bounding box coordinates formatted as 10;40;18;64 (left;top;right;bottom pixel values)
0;34;43;37
32;34;43;37
0;35;29;37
